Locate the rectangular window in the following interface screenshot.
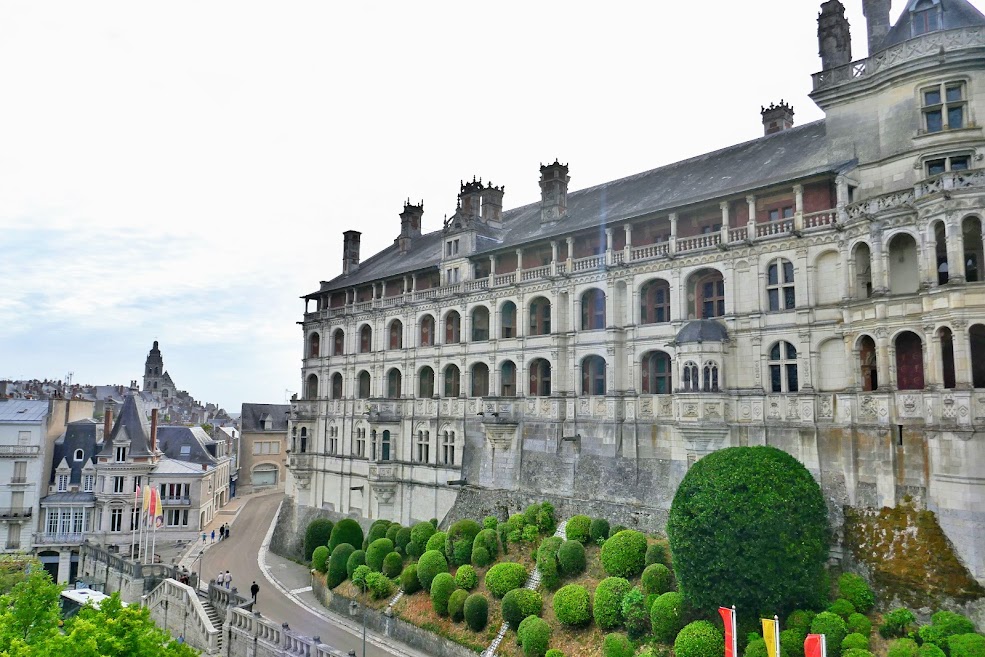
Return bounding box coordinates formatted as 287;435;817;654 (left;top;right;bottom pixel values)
12;461;26;484
113;476;125;493
926;154;973;177
57;474;69;492
17;431;31;445
47;511;59;534
111;508;123;532
115;446;127;462
83;474;94;492
923;82;966;133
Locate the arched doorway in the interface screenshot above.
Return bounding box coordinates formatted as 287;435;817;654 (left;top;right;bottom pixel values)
895;331;925;390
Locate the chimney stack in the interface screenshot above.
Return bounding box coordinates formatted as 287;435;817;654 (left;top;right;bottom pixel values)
458;178;483;220
862;0;891;55
480;182;504;224
818;0;853;71
539;160;570;224
151;408;158;452
761;101;795;135
398;201;423;253
342;230;361;275
104;409;113;439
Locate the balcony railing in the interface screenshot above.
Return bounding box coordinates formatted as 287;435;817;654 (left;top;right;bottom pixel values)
0;445;41;457
161;497;190;506
0;507;32;519
33;532;86;545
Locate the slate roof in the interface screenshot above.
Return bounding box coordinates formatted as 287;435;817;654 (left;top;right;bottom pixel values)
152;458;211;475
0;399;49;423
313;120;852;294
240;403;290;432
879;0;985;51
676;320;730;344
156;426;218;465
49;418;99;485
97;393;154;458
40;492;95;505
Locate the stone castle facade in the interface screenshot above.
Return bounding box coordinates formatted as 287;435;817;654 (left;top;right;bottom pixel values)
288;0;985;586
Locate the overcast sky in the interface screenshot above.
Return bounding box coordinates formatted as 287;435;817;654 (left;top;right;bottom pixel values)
0;1;969;413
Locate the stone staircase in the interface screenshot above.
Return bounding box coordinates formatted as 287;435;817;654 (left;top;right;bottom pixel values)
200;596;224;652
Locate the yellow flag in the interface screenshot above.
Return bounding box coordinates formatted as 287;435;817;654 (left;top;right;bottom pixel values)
763;618;780;657
142;485;152;512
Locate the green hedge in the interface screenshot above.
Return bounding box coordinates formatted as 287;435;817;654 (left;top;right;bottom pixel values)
843;634;870;651
558;540;586;577
366;571;392;599
327;543;355;588
811;612;848;657
483;515;498;530
346;550;366;579
600;530;647;579
842;650;874;657
651;591;687;643
304;518;334;561
426;531;447;554
485;562;528;598
920;612;976;653
385;523;402;544
590;518;610;546
430;572;458;616
782;628;807;657
410;522;436;554
828;598;856;620
328;519;364;553
838;573;875;613
352;564;370;590
546;651;565;657
622;587;651;639
394;527;412;554
553;584;591;627
603;633;635;657
518;615;551;657
472;545;491;567
464;593;488;632
847;613;872;637
502;588;543;629
448;589;468;622
887;639;920;657
642;563;673;595
366;538;394;572
416;550;449;592
366;519;390;546
950;636;985;657
919;646;947;657
455;565;478;591
566;515;592;544
537;536;563;590
382;552;403;578
474;528;500;561
311;545;329;573
400;564;421;594
675;620;725;657
446;520;482;566
594;577;632;630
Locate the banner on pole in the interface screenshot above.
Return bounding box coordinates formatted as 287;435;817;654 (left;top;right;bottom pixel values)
805;634;827;657
719;607;737;657
763;617;780;657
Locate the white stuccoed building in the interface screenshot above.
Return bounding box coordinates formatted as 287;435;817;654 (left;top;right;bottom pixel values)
0;399;49;555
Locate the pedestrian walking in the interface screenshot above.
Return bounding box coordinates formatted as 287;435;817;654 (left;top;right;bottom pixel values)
216;570;223;587
211;529;216;543
250;581;259;603
219;525;225;541
225;525;231;539
201;532;207;543
224;570;231;589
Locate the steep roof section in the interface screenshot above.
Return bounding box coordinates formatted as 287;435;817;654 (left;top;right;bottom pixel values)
0;399;49;423
879;0;985;50
156;426;217;465
98;393;154;458
49;419;99;485
240;403;290;432
315;120;848;293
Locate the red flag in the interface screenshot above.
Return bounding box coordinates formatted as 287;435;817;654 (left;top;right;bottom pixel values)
719;607;737;657
806;634;827;657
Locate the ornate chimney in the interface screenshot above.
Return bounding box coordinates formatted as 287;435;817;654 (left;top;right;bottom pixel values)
862;0;891;55
762;101;795;135
342;230;361;275
818;0;853;71
458;178;483;221
539;160;570;224
479;182;504;224
398;201;423;253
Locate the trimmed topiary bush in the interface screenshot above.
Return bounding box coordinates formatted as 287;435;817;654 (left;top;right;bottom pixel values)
676;620;725;657
847;613;872;637
838;573;875;614
787;610;817;636
536;502;557;534
417;549;449;592
474;528;500;561
430;572;458;616
472;545;491;567
622;587;651;639
328;518;364;552
346;549;366;579
366;538;394;572
486;562;528;598
651;591;687;643
394;526;412;554
464;593;489;631
601;530;647;579
842;650;874;657
591;518;610;545
546;651;565;657
518;615;551;657
566;515;592;544
558;540;586;577
553;584;591;627
410;522;436;554
366;519;391;545
304;518;334;561
646;543;667;567
920;646;947;657
327;543;355;588
383;551;403;578
594;577;632;630
483;515;498;530
385;523;402;544
811;612;848;657
352;565;371;590
537;536;563;590
642;563;673;595
920;612;976;654
668;446;828;616
609;525;628;537
426;531;447;554
888;639;920;657
455;565;478;591
782;628;807;657
446;520;482;566
746;639;769;657
366;571;392;599
497;522;511;553
522;524;540;542
311;545;330;573
880;608;917;639
829;598;856;620
843;634;870;651
448;588;468;622
400;564;421;594
603;633;634;657
502;588;544;629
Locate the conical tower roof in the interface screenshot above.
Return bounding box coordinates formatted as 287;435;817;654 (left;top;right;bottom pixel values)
877;0;985;52
97;391;155;458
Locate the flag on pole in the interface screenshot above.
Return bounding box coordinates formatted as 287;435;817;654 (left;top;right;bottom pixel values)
151;488;164;527
763;616;781;657
719;607;738;657
142;484;152;515
805;634;827;657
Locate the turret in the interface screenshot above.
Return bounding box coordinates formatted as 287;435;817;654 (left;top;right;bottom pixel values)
342;230;361;275
862;0;891;54
539;160;570;224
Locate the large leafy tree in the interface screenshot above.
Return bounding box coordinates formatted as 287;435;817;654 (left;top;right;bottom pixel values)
667;446;829;617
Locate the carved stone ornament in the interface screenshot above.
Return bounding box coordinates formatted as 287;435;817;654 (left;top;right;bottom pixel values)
483;422;519;450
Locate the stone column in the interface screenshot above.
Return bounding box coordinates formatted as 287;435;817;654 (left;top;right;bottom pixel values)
550;241;559;276
624;224;633;262
746;195;757;240
720;201;730;244
871;232;888;295
880;329;895;391
566;236;574;272
669;213;678;256
516;249;524;278
946;217;967;282
953;321;973;387
927;324;942;388
605;227;614;265
836;175;849;224
794;184;804;232
799;330;814;391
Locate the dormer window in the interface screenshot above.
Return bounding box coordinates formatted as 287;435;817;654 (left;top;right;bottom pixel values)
446;239;460;257
922;82;966;133
115;446;127;462
911;0;941;36
83;474;94;492
74;449;84;462
57;473;69;492
180;445;191;457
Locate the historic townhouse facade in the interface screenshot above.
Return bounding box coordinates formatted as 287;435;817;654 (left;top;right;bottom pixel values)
290;0;985;583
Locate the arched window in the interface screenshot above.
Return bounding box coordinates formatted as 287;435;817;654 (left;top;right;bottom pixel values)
471;363;489;397
971;324;985;388
895;331;925;390
964;216;984;283
380;430;392;461
299;427;308;453
331;373;343;399
934;221;949;285
682;361;699;392
444;365;461;398
74;449;84;461
471;307;490;342
416;430;430;463
445;311;461;344
767;259;796;311
386;368;402;399
501;361;517;397
854;243;873;299
441;431;456;465
858;336;878;391
389;320;403;350
690;269;725;319
702;361;720;392
333;329;345;356
420;315;435;347
641;351;672;394
419;367;435;398
939;327;956;389
529;359;552;396
581;289;606;330
308;333;320;358
359;324;372;353
769;342;799;393
529;297;551;335
640;280;670;324
501;302;517;339
888;234;919;294
305;374;318;400
581;356;607;396
357;371;371;399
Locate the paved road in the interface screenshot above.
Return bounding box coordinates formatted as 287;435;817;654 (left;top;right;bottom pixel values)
197;493;404;657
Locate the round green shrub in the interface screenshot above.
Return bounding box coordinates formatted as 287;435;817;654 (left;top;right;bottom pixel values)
366;571;392;599
448;588;468;622
600;530;647;578
746;639;769;657
546;651;565;657
646;543;667;567
394;527;412;554
829;598;856;620
522;524;540;542
842;650;874;657
566;515;592;543
553;584;591;627
455;565;478;591
920;612;976;653
367;519;391;545
328;519;364;552
781;628;807;657
304;518;334;561
518;615;551;657
622;587;651;639
366;538;394;572
502;588;544;629
430;572;458;616
594;577;632;630
497;522;511;553
787;610;817;636
603;632;634;657
609;525;628;538
558;540;586;577
843;634;870;651
400;564;421;594
523;503;542;525
311;545;330;573
405;542;422;559
811;612;848;657
676;620;725;657
472;545;491;567
536;502;557;534
352;564;371;590
426;530;447;554
474;528;500;560
416;549;449;591
328;543;356;588
410;521;436;553
446;520;482;566
385;523;402;543
847;613;872;637
918;645;947;657
537;536;563;590
651;591;687;643
485;562;528;598
591;518;610;545
482;515;498;530
383;552;403;578
838;573;875;613
887;639;920;657
346;550;366;579
880;609;916;639
667;446;829;616
464;593;488;631
642;563;673;595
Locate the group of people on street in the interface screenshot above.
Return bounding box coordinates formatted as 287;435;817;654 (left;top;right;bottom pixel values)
202;523;231;544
